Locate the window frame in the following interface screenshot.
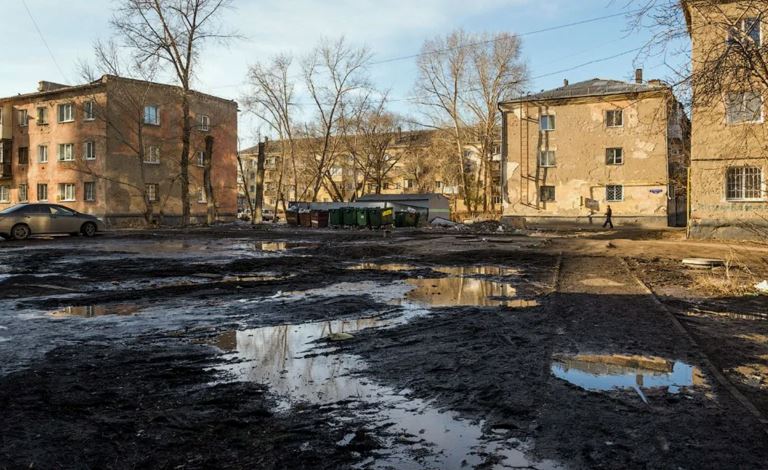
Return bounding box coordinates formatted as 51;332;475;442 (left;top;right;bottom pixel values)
145;183;159;202
539;114;556;131
143;105;160;126
198;114;210;132
197;188;207;203
84;141;96;161
538;150;557;168
57;103;74;123
18;109;28;127
59;183;76;202
725;92;764;124
144;146;160;164
0;185;10;203
37;183;48;202
84;182;96;202
725;166;765;201
83;101;96;121
18;183;28;203
728;17;762;46
606;184;624;202
606;109;624;128
36;107;48;125
38;145;48;164
539;185;556;202
58;143;75;162
606;147;624;166
196;150;205;167
18;147;29;165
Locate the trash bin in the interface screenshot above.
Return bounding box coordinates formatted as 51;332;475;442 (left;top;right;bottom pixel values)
311;210;329;228
342;207;357;227
329;208;343;228
356;208;369;228
370;208;393;228
395;211;417;227
299;210;312;227
286;210;299;226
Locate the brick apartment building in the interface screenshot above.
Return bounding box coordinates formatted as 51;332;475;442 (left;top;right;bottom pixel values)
0;75;238;226
499;74;690;227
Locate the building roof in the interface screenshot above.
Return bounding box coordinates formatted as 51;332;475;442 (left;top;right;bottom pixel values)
501;78;668;105
357;193;450;202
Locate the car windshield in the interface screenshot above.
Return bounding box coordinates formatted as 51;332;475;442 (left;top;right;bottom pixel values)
0;205;25;215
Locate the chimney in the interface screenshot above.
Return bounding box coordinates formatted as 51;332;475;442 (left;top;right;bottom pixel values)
635;68;643;84
563;79;569;87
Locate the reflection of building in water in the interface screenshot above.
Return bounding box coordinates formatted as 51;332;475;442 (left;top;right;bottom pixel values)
49;304;139;318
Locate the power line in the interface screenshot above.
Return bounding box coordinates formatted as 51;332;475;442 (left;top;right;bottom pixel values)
21;0;69;83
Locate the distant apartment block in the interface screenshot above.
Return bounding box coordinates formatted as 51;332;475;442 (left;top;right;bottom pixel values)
499;74;690;227
683;1;768;240
0;76;238;226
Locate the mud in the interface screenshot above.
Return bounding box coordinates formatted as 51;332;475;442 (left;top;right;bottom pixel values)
0;226;767;469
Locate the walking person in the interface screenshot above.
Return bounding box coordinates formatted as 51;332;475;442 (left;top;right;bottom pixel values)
603;205;614;229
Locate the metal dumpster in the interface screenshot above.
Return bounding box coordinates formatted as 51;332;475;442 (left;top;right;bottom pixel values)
329;208;343;227
311;210;329;228
395;211;418;227
356;208;369;228
299;211;312;227
369;207;394;228
342;208;357;227
286;210;299;226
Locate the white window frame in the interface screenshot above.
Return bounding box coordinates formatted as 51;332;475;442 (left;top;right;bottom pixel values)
145;183;159;202
38;145;48;163
84;141;96;160
606;148;624;165
539;185;556;202
197;188;207;203
144;146;160;164
37;183;48;202
84;182;96;202
58;143;75;162
726;166;765;201
84;101;96;121
59;183;76;202
37;107;48;125
18;109;28;127
196;150;205;167
58;103;74;123
143;105;160;125
725;92;764;124
540;114;556;131
0;185;9;203
198;114;210;131
606;109;623;128
18;184;28;202
606;184;624;202
538;150;557;167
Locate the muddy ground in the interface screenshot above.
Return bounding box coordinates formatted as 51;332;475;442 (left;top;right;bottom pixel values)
0;226;766;469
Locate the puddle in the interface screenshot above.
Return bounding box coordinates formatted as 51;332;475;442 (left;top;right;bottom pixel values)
397;277;538;308
551;354;706;403
260;242;288;252
215;311;560;469
348;263;420;272
431;265;521;277
49;304;140;318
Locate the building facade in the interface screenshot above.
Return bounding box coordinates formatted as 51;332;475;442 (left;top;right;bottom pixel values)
499;76;690;227
684;1;768;240
0;76;238;226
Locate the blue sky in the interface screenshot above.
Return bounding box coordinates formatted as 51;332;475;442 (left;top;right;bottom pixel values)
4;0;688;146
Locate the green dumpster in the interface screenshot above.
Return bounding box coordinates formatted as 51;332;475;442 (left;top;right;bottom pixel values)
395;211;417;227
329;209;343;227
342;207;357;227
370;208;394;228
356;208;369;227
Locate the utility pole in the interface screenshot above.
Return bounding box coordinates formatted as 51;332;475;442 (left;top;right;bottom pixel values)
254;138;267;224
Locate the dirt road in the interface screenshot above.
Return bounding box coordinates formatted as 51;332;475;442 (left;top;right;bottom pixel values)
0;226;766;469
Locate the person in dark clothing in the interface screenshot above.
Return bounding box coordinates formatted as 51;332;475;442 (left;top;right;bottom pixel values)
603;205;614;229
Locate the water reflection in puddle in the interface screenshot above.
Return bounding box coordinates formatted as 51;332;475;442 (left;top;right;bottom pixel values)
49;304;140;318
348;263;419;272
216;312;560;469
398;278;537;308
551;354;706;403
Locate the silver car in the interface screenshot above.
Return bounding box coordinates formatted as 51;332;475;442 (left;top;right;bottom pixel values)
0;204;106;240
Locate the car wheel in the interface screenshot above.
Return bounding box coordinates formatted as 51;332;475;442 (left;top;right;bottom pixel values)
81;222;97;237
11;224;31;241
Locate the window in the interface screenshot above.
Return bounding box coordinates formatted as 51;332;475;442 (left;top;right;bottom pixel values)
59;183;76;202
197;188;207;203
146;184;158;202
144;146;160;164
606;148;624;165
38;145;48;163
726;92;763;124
58;103;74;123
404;179;415;189
84;141;96;160
729;18;762;46
37;107;48;125
58;143;75;161
84;182;96;202
144;105;159;125
18;147;29;165
606;110;623;127
196;151;205;167
726;166;764;201
18;109;28;127
540;114;555;131
538;150;556;167
606;185;624;202
37;183;48;201
539;185;555;202
0;185;9;203
198;114;210;131
18;184;28;202
84;101;95;121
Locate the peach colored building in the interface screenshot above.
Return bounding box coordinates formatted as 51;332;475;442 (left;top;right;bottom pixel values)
0;76;238;226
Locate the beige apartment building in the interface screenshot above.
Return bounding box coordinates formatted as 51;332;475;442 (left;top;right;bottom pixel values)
499;75;690;227
684;1;768;240
0;75;238;226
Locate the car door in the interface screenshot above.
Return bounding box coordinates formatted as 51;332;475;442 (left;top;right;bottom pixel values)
20;205;51;234
49;205;81;233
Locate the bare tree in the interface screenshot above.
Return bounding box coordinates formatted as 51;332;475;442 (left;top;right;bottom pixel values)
302;37;371;201
110;0;236;226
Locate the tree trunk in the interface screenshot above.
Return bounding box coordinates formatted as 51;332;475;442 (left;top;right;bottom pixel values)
254;140;267;224
204;135;216;225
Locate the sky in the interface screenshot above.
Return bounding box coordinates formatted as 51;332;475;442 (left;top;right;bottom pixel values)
4;0;689;147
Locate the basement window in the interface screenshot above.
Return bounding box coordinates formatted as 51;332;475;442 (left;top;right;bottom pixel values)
539;185;556;202
539;115;555;131
726;166;764;201
606;185;624;202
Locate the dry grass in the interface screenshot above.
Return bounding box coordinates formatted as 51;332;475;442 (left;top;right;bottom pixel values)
690;249;763;297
